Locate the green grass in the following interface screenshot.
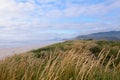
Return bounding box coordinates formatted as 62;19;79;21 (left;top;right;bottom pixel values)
0;40;120;80
89;40;120;67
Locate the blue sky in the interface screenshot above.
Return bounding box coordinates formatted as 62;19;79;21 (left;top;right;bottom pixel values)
0;0;120;42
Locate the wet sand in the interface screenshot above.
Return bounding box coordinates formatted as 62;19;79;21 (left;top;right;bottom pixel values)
0;41;59;60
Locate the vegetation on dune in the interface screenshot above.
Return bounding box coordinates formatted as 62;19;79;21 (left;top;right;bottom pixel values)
90;41;120;66
0;40;120;80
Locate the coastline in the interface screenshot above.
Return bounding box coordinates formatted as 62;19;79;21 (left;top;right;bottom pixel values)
0;41;62;60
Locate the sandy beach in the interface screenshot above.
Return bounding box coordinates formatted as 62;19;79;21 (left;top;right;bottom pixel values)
0;41;59;60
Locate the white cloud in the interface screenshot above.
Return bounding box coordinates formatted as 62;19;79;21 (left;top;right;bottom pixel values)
41;0;120;18
0;0;120;25
0;0;120;42
35;0;56;4
0;0;35;26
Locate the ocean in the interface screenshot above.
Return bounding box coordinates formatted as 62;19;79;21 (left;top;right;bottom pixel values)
0;40;62;59
0;40;60;49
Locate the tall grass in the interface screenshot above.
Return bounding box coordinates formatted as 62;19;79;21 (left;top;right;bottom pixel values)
0;40;120;80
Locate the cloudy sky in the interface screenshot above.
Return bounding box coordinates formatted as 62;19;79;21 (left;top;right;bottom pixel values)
0;0;120;42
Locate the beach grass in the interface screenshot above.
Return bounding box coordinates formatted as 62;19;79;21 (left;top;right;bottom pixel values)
0;40;120;80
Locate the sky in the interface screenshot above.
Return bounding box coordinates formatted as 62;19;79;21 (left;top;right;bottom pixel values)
0;0;120;42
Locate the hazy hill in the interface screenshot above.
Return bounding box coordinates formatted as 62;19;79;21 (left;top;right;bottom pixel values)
76;31;120;41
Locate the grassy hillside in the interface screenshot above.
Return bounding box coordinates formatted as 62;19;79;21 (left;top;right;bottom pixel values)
0;40;120;80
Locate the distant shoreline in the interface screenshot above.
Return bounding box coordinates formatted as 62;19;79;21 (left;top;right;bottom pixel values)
0;41;62;60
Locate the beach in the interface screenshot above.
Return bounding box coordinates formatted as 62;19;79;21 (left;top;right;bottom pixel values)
0;41;60;60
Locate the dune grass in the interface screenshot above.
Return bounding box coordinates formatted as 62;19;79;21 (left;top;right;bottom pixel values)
0;40;120;80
